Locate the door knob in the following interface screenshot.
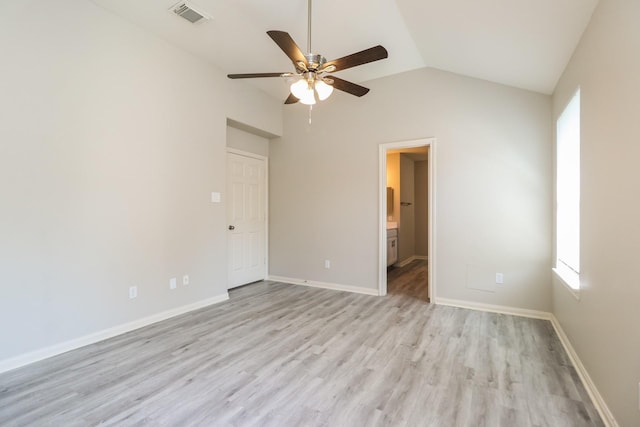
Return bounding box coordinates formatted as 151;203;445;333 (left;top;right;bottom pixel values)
228;225;235;230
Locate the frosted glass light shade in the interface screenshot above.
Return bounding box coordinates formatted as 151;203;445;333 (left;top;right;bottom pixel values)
290;79;316;105
290;79;309;99
298;89;316;105
315;80;334;101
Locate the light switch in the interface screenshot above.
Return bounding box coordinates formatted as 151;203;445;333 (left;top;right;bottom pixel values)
496;273;504;284
211;192;221;203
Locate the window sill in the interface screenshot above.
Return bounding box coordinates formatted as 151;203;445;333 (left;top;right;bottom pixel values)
552;268;580;301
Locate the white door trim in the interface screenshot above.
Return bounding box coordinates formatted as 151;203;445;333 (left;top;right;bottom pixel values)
227;147;267;161
226;148;269;286
378;138;436;298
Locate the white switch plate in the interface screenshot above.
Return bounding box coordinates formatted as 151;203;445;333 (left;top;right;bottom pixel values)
129;286;137;299
496;273;504;284
324;260;331;269
183;275;189;286
170;278;177;290
211;192;221;203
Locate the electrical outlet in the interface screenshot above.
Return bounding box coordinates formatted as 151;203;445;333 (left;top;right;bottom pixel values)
496;273;504;284
183;275;189;286
129;286;137;299
324;259;331;269
170;278;177;290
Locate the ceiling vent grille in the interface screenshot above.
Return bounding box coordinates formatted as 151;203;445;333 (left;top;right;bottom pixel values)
170;1;211;24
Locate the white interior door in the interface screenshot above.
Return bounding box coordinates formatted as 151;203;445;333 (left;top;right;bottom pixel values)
227;151;266;289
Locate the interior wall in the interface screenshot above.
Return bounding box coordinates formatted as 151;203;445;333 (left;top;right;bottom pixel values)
399;154;416;262
551;0;640;425
386;153;400;222
270;67;552;311
226;125;270;157
414;159;429;257
0;0;282;363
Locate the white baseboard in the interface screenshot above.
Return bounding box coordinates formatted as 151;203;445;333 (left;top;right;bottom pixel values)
549;315;618;427
434;297;552;320
0;292;229;374
394;255;428;268
433;297;617;426
395;256;415;268
269;275;379;296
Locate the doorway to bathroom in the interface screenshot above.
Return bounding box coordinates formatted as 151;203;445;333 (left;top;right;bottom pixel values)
378;138;435;300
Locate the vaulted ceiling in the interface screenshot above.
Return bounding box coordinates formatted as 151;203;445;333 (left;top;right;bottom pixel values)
90;0;598;99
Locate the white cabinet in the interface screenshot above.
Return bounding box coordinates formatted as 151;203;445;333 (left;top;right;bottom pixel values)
387;228;398;266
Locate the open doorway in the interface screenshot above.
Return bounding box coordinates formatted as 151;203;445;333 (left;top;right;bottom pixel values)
378;139;435;300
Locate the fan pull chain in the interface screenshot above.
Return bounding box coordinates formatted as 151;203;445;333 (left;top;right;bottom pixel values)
308;104;313;125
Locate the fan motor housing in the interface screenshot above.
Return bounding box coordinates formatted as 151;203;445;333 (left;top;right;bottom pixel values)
305;54;326;71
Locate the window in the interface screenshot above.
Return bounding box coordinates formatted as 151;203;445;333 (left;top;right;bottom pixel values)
555;89;580;292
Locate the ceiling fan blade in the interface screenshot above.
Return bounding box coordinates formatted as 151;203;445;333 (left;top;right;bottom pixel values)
328;77;370;97
322;45;388;73
267;31;307;67
227;72;291;79
284;93;299;104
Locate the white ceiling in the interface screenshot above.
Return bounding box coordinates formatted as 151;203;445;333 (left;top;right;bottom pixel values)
90;0;598;100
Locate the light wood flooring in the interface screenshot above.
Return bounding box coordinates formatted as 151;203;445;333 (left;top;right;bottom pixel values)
388;259;430;302
0;277;603;426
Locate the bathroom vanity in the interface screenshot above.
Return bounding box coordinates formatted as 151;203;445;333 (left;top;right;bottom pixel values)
387;223;398;267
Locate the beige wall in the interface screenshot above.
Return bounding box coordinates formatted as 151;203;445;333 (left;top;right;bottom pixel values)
270;67;552;310
399;154;415;262
414;159;429;257
551;0;640;425
387;153;428;262
0;0;281;363
227;125;270;157
386;153;400;222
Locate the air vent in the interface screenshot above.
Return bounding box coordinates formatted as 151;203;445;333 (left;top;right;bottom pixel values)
170;1;211;24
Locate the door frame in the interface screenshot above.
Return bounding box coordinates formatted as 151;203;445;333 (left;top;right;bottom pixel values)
226;148;269;287
378;138;436;298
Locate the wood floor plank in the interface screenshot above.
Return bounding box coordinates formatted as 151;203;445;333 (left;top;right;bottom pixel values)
0;260;603;426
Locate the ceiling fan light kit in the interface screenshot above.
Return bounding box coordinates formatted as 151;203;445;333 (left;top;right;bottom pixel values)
290;78;315;105
227;0;388;106
290;74;334;105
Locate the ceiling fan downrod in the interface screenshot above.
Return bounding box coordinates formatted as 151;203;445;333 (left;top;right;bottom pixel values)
307;0;312;54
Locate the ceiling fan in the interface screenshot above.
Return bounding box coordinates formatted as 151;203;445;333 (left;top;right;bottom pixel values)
227;0;388;105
